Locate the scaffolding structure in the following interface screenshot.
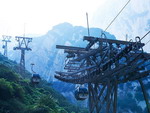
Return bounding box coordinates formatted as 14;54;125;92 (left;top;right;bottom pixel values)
55;35;150;113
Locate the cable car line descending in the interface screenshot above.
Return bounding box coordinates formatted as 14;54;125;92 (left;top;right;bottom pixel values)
104;0;131;31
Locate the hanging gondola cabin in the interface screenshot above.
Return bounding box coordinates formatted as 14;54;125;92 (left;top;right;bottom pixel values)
74;87;88;100
31;74;41;84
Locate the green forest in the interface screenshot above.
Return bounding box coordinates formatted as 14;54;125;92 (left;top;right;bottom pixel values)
0;53;88;113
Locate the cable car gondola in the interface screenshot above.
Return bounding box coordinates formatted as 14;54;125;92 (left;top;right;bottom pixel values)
30;63;41;84
31;74;41;84
74;87;88;100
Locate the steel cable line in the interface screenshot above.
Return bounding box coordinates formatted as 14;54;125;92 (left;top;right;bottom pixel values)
104;0;131;31
141;30;150;41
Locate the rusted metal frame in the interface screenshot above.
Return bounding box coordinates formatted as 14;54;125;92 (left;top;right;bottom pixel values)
74;46;107;61
64;49;89;54
54;75;82;84
54;50;145;83
106;80;112;113
55;54;143;82
64;59;86;71
90;56;99;67
118;58;147;82
64;66;80;70
113;80;118;113
84;36;145;46
93;64;127;83
127;70;150;82
79;59;88;69
67;60;81;64
93;84;100;113
91;85;106;113
108;86;115;113
97;82;114;113
102;44;133;71
100;46;110;62
56;45;86;50
141;53;150;59
89;84;99;113
88;83;93;113
64;67;80;70
97;92;108;113
116;59;144;75
58;65;96;77
108;43;113;70
91;44;134;75
90;84;107;112
69;65;96;76
98;83;114;113
95;52;144;82
138;79;150;113
130;53;150;58
56;39;140;81
85;38;98;50
83;46;109;78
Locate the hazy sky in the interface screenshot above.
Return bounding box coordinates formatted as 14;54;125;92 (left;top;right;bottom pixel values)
0;0;149;53
0;0;105;36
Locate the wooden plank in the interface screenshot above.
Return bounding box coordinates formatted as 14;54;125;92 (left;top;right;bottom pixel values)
73;46;107;61
130;53;150;59
64;49;89;54
139;79;150;113
56;45;86;50
113;81;118;113
56;65;96;76
84;36;145;46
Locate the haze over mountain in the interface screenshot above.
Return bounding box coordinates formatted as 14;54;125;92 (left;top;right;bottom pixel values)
91;0;150;52
8;22;116;81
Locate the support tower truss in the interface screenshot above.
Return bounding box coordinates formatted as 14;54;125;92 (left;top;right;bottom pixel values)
55;36;150;113
2;35;11;57
13;36;32;73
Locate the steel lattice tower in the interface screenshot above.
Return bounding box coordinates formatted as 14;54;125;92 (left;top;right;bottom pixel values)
13;36;32;73
2;35;11;57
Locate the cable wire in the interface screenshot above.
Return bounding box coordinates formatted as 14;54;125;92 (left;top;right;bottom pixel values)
145;39;150;45
141;30;150;41
104;0;131;31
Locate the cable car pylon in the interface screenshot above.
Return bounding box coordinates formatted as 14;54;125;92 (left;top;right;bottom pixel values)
13;36;32;74
55;33;150;113
2;35;11;57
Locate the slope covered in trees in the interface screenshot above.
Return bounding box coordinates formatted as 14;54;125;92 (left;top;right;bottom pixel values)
0;53;88;113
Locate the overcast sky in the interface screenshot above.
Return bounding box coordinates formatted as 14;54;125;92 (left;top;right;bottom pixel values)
0;0;149;53
0;0;105;36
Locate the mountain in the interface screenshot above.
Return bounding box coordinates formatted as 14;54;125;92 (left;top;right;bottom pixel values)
9;22;116;81
6;22;116;108
4;22;150;113
92;0;150;53
0;53;88;113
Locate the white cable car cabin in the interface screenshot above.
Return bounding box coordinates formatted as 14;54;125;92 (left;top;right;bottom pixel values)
31;74;41;84
74;87;88;100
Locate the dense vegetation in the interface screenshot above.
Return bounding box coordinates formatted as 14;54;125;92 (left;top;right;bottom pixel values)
0;54;88;113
